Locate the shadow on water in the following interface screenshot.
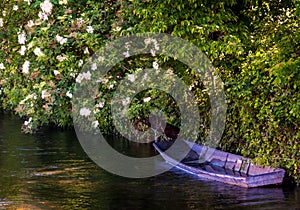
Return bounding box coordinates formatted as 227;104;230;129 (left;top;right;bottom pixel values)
0;112;299;209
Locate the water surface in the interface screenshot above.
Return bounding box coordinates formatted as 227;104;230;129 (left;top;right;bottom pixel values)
0;113;299;209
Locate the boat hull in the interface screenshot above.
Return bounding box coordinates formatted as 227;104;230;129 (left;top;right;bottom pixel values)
153;141;285;188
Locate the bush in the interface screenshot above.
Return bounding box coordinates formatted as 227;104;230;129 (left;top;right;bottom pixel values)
0;0;117;131
0;0;299;184
114;0;300;184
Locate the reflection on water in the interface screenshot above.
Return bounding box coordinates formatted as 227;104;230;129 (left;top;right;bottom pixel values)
0;112;299;209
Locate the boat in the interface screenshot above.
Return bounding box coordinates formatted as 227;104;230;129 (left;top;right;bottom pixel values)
153;140;285;188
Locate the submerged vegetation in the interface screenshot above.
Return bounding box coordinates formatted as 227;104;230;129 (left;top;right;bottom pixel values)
0;0;299;184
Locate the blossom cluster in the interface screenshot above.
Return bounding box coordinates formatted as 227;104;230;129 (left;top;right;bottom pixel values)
39;0;53;21
0;0;111;133
76;71;91;83
144;38;160;56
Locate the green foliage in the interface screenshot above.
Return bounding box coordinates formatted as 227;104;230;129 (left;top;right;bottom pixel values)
0;0;117;131
0;0;299;184
115;0;299;184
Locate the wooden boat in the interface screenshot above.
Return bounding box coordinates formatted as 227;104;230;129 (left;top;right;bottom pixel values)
153;140;285;188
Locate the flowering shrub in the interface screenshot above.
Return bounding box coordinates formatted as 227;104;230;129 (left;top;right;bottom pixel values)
0;0;299;184
0;0;117;132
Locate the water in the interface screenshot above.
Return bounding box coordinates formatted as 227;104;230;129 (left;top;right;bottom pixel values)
0;113;299;209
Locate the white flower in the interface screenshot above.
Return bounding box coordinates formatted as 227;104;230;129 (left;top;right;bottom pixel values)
41;90;51;99
70;72;76;77
13;5;18;11
53;70;60;76
144;38;159;50
84;47;89;54
79;107;91;117
34;47;43;57
122;97;130;107
19;45;27;55
84;71;91;80
0;18;3;27
108;84;114;89
24;117;32;126
66;91;72;98
38;0;52;21
92;120;99;128
91;63;97;71
143;97;151;102
55;35;67;45
86;26;94;33
153;61;159;70
18;31;26;45
75;71;91;83
78;59;84;67
0;63;5;70
153;39;159;50
144;38;151;45
2;11;6;17
24;0;31;5
77;18;84;24
55;34;62;41
150;49;156;56
125;42;130;50
27;20;34;27
38;12;48;21
57;54;68;62
127;74;135;82
123;51;130;58
22;60;30;74
96;101;105;108
40;0;53;14
98;56;104;62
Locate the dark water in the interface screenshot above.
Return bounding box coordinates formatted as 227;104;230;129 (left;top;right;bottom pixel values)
0;113;299;210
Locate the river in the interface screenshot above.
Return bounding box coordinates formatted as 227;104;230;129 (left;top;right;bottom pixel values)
0;113;299;209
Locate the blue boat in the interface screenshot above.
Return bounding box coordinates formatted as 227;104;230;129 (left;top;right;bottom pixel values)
153;140;285;188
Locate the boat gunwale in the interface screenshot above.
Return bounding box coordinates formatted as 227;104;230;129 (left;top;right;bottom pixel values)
153;143;246;180
153;141;285;187
183;140;286;174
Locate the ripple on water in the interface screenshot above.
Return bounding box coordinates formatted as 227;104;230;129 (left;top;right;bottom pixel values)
0;113;299;210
